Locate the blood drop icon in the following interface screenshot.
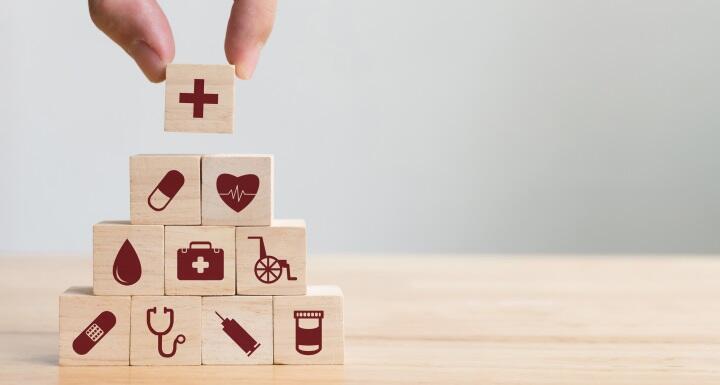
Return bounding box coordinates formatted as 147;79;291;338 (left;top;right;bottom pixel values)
113;239;142;286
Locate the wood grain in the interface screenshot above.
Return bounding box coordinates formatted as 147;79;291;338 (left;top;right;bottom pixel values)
164;64;235;134
201;296;273;365
130;155;202;225
93;222;164;295
4;255;720;384
201;154;273;226
130;296;201;366
164;226;236;295
273;285;344;364
236;219;307;295
58;287;130;366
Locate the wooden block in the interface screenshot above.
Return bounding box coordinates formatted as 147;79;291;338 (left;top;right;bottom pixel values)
130;154;201;225
201;154;273;226
59;287;130;366
93;221;164;295
201;296;273;365
164;226;236;295
164;64;235;133
273;285;344;364
130;296;201;365
236;219;307;295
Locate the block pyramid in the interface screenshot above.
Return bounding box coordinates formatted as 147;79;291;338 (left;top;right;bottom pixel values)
58;64;344;366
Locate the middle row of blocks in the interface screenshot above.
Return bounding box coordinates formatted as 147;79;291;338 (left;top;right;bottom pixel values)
94;219;306;296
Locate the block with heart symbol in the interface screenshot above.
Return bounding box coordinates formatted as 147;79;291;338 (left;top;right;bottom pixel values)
164;226;236;295
236;219;307;295
93;221;164;295
59;287;131;366
130;154;202;225
201;155;273;226
164;64;235;133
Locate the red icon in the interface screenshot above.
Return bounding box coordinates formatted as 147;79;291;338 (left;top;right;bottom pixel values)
148;170;184;211
249;236;297;284
294;311;323;355
216;173;259;213
73;311;116;355
146;306;185;358
214;311;261;356
177;242;224;280
113;239;142;286
179;78;218;118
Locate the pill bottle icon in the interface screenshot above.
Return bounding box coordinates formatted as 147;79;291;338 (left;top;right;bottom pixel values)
294;310;324;355
148;170;185;211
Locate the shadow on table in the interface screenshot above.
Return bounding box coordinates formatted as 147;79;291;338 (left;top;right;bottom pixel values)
58;365;346;385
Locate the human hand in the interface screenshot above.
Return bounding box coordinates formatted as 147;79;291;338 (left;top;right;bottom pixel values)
89;0;277;82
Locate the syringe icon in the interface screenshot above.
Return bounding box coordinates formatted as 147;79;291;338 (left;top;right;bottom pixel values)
215;311;261;356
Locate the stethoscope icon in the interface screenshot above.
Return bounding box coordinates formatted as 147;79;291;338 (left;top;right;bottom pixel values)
146;306;186;358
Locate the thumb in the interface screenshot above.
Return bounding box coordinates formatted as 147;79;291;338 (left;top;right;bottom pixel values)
225;0;277;79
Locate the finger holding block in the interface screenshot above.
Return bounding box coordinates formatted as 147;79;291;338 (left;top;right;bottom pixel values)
201;296;273;365
130;296;201;366
59;287;130;366
273;285;344;364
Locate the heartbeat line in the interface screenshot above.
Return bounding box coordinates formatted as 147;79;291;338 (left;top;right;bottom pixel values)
219;186;257;202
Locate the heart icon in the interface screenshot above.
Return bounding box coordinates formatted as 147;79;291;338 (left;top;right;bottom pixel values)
216;173;260;213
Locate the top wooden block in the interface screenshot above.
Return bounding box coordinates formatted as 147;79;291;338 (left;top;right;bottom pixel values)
165;64;235;134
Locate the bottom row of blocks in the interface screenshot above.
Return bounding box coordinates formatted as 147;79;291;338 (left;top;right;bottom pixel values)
59;286;343;366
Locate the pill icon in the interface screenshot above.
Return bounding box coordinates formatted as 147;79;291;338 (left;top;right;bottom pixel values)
72;311;116;355
147;170;185;211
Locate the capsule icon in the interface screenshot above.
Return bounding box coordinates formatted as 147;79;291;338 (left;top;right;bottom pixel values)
147;170;185;211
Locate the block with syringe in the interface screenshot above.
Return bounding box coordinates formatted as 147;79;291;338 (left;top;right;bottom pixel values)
57;64;344;366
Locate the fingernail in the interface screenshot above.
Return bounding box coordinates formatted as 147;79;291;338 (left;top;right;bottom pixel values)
235;43;263;80
128;40;166;83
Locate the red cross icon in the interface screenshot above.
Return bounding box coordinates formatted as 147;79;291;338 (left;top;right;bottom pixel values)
179;79;219;118
191;256;210;274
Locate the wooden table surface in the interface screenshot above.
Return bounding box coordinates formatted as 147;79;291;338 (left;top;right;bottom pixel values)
1;255;719;384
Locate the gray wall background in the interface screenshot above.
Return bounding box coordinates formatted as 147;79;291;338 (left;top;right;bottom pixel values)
1;1;719;255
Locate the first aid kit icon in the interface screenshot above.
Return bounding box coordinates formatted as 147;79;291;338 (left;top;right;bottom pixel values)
177;241;224;280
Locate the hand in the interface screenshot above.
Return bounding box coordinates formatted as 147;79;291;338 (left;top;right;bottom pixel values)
89;0;277;82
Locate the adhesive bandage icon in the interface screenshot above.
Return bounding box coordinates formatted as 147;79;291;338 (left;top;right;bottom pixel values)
148;170;185;211
72;311;116;355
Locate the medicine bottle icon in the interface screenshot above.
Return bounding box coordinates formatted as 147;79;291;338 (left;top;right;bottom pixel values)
294;310;324;355
148;170;184;211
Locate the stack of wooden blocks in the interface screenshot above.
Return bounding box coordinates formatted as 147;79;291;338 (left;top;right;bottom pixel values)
58;64;344;366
